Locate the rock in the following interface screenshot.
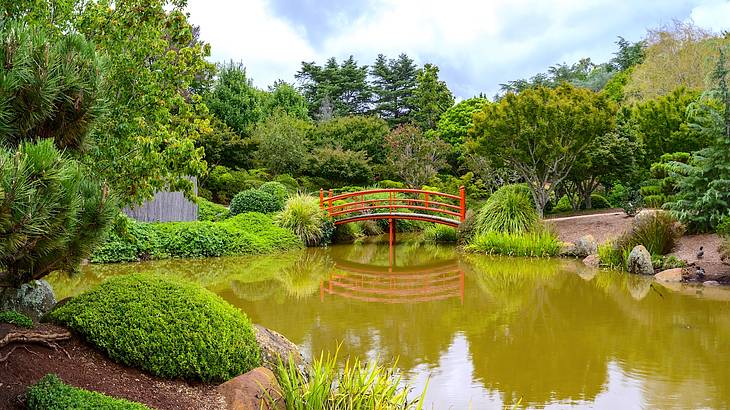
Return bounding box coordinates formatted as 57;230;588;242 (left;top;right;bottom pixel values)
582;254;600;268
559;242;576;257
654;268;684;283
574;235;597;257
0;280;56;321
627;245;653;275
703;280;721;286
218;367;285;410
254;325;305;373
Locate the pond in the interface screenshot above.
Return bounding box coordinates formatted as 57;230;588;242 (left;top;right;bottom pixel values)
48;239;730;409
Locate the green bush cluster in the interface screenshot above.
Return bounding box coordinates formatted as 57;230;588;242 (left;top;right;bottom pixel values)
204;166;269;204
26;374;149;410
49;273;261;382
551;195;575;213
0;310;33;328
466;230;561;257
474;185;538;234
590;194;612;209
259;181;289;209
198;197;230;222
91;213;302;263
598;211;685;269
230;189;280;215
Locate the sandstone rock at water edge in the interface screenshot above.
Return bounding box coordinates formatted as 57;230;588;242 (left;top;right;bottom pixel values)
582;254;600;268
254;324;306;373
654;268;684;283
627;245;653;275
218;367;285;410
0;280;56;321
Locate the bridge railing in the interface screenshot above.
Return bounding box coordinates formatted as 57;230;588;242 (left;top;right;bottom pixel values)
319;187;466;223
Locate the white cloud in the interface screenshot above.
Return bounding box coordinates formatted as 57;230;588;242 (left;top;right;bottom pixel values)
689;0;730;32
185;0;723;98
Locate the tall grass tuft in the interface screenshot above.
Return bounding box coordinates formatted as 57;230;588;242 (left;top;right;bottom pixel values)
423;225;458;243
474;185;538;235
277;194;330;247
465;230;561;257
275;348;426;410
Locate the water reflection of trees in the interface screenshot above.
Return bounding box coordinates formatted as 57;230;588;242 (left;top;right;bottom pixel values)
50;247;730;408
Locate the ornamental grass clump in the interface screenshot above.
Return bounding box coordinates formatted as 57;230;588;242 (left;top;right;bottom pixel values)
474;185;538;235
465;230;561;257
276;348;426;410
423;225;458;243
49;273;261;382
26;374;149;410
277;194;332;246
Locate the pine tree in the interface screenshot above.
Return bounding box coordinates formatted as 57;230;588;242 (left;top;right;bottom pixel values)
411;64;454;130
666;49;730;232
0;22;116;288
371;53;418;125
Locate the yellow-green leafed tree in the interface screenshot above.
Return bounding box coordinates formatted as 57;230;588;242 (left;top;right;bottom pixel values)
625;21;730;101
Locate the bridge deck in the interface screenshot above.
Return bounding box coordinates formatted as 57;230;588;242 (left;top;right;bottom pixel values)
333;212;460;227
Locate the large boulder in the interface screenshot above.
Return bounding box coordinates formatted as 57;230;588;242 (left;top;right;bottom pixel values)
654;268;684;283
627;245;653;275
560;235;597;258
582;254;600;268
254;325;305;373
218;367;285;410
0;280;56;321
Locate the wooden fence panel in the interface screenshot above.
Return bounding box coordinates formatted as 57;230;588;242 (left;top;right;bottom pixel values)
123;177;198;222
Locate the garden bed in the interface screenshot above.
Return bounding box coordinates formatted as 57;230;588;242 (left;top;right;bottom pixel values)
0;323;224;410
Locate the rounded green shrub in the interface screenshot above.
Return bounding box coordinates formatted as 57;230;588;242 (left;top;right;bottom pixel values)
230;189;279;215
27;374;149;410
551;195;574;213
377;180;405;189
258;181;289;211
49;273;261;382
274;174;299;193
198;197;230;222
475;184;538;234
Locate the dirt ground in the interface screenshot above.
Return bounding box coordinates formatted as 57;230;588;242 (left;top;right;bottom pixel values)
546;210;729;277
0;323;224;410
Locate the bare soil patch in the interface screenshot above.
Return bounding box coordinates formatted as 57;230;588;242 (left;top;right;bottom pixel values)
0;323;224;410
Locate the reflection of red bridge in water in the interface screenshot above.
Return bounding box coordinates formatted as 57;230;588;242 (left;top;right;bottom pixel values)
319;259;464;304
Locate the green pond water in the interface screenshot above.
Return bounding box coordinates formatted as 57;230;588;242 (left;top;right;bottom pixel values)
48;240;730;409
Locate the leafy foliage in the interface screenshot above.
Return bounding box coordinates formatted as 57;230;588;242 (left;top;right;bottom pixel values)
471;84;615;216
27;374;149;410
230;189;280;215
277;194;332;247
308;147;372;186
77;0;212;205
666;51;730;232
276;348;425;410
433;97;489;147
640;152;690;207
370;54;418;126
50;273;262;381
466;230;561;257
296;56;372;118
254;112;312;175
205;61;265;137
411;64;455;130
0;310;33;328
310;116;389;164
474;185;538;235
384;125;449;188
198;198;230;222
259;181;289;210
203;166;267;205
91;213;302;263
423;225;458;243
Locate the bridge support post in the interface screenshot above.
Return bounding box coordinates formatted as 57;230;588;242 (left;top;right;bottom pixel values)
389;218;396;269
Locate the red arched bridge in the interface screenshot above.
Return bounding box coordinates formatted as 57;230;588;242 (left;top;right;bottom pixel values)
319;187;466;229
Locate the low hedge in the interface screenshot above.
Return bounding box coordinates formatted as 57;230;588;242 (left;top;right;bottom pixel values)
198;198;230;222
26;374;149;410
49;273;261;382
230;189;279;215
91;213;302;263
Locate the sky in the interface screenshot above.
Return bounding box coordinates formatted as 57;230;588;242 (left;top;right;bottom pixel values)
186;0;730;99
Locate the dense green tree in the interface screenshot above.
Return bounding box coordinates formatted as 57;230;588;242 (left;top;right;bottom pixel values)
384;124;449;188
264;80;309;120
433;97;489;147
411;64;454;130
0;0;75;33
566;131;639;209
667;51;730;232
609;36;646;71
309;116;389;164
205;61;265;137
308;147;371;185
640;152;691;208
197;118;256;170
77;0;213;205
370;53;418;126
629;87;704;165
254;112;312;176
471;84;615;216
296;56;372;118
0;22;116;287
